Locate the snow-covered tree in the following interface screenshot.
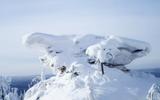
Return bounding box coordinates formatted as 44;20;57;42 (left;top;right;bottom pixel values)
147;82;160;100
0;76;22;100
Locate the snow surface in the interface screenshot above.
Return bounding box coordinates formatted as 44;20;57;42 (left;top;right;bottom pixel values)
23;33;159;100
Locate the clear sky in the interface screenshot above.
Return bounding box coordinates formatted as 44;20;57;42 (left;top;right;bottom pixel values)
0;0;160;76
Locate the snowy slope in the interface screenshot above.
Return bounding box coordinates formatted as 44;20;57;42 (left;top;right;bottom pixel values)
24;69;159;100
23;33;158;100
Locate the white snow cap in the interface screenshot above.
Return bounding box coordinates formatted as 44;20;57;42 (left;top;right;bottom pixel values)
86;35;151;65
23;33;151;71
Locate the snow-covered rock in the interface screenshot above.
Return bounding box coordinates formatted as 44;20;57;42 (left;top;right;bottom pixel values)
23;33;156;100
23;33;150;72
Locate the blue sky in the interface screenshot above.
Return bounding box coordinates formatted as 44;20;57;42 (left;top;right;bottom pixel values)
0;0;160;75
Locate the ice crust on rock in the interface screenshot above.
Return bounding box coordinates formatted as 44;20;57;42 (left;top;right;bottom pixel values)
23;33;157;100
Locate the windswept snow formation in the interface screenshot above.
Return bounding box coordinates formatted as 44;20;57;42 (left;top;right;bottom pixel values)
23;33;157;100
23;33;150;73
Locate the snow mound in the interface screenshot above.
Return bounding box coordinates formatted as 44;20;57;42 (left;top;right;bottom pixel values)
24;69;158;100
23;33;156;100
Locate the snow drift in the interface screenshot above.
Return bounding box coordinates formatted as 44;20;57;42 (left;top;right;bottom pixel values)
22;33;158;100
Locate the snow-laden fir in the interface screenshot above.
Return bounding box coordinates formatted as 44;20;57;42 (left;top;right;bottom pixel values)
147;82;160;100
0;76;23;100
23;33;159;100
